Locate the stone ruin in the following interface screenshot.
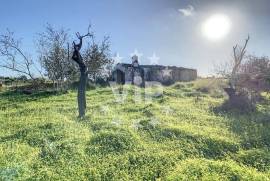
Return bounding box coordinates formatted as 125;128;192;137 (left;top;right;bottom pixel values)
111;55;197;86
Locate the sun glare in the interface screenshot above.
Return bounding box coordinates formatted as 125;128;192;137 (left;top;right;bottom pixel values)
202;14;231;41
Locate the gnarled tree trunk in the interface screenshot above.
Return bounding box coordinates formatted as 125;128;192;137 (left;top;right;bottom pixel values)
72;51;88;117
77;65;87;117
71;27;92;118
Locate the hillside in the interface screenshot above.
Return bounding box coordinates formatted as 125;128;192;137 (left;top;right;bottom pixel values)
1;80;270;180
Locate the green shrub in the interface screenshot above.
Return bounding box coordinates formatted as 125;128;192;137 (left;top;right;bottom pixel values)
90;121;119;132
167;158;269;180
155;127;239;158
87;130;139;154
0;123;65;147
160;127;188;139
0;167;19;180
138;119;156;131
184;91;203;97
181;88;192;92
26;124;66;147
193;78;226;97
40;141;79;164
235;149;270;172
172;83;186;89
200;137;239;159
127;152;177;180
186;83;194;88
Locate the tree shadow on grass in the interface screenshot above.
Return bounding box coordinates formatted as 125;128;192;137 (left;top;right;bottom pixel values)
0;123;65;147
212;102;270;149
0;90;68;105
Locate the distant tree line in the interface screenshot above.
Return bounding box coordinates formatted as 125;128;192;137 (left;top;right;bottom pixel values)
0;75;28;84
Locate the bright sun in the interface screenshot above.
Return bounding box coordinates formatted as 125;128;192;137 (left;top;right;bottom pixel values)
202;14;231;41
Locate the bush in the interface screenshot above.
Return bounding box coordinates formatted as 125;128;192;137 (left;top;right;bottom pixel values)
151;126;239;159
95;77;110;87
70;81;96;90
184;91;203;97
89;121;119;132
193;78;226;95
172;82;185;89
221;89;256;112
40;140;79;164
166;158;269;180
127;152;177;180
221;56;270;112
235;149;270;172
237;55;270;94
87;130;139;154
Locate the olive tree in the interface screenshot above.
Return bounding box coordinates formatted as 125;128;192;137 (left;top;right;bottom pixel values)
216;36;270;111
71;25;111;118
37;24;77;90
84;36;113;82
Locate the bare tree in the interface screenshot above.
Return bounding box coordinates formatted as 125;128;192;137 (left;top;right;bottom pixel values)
71;25;112;117
0;30;41;80
230;35;250;89
72;25;93;118
215;36;250;97
214;36;255;111
216;36;270;111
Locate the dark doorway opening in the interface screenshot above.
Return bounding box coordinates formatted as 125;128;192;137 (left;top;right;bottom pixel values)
116;70;125;85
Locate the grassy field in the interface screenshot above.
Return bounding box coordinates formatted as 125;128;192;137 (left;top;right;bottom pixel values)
0;80;270;180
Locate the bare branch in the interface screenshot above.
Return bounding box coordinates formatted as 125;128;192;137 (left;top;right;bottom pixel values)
76;24;93;41
230;35;250;88
0;65;34;79
0;30;36;79
72;24;93;66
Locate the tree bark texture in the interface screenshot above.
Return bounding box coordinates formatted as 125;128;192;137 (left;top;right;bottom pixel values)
72;36;88;118
77;66;87;117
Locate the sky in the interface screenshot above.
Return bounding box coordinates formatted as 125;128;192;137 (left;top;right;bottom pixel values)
0;0;270;76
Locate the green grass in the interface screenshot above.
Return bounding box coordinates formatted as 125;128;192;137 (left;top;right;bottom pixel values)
0;81;270;180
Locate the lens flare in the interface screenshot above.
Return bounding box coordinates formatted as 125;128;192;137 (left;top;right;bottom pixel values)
202;14;231;41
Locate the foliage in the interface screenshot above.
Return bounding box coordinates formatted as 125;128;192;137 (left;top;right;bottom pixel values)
193;78;227;98
167;158;269;180
237;55;270;95
87;129;139;154
37;24;78;89
215;36;270;111
0;24;113;91
235;149;270;172
83;36;113;81
222;56;270;111
0;81;270;180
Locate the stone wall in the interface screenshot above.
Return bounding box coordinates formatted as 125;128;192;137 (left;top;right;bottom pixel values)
112;63;197;85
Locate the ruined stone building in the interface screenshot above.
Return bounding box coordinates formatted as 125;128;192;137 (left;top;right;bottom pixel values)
111;55;197;86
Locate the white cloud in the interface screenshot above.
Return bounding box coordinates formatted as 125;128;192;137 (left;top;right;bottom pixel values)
178;5;195;17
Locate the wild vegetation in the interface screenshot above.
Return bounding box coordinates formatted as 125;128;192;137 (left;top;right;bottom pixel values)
0;24;113;117
0;24;269;181
215;36;270;112
1;79;270;180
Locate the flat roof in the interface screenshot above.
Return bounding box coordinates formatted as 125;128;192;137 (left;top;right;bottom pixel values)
115;63;196;71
